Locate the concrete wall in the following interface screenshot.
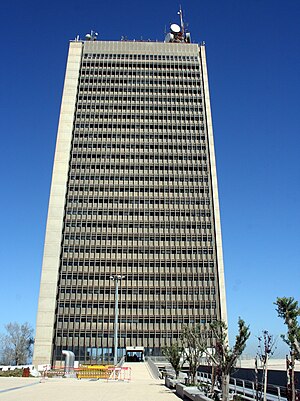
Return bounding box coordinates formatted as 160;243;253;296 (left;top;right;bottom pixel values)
33;41;83;367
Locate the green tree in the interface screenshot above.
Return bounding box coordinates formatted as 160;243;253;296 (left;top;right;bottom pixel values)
275;297;300;401
206;318;250;401
0;322;34;365
180;324;207;385
162;342;184;378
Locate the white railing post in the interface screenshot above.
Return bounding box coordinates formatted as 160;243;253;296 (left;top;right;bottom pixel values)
277;386;281;401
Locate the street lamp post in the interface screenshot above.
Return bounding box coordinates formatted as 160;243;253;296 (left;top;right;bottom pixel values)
110;275;124;366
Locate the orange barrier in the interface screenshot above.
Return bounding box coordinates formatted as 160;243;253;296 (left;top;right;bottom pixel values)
77;366;113;379
47;365;118;379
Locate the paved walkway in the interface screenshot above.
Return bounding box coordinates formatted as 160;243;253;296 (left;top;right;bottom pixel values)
0;363;177;401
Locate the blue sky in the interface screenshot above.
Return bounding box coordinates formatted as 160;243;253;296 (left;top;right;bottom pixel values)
0;0;299;357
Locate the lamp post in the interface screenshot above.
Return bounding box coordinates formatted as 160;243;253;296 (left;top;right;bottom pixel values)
110;275;124;366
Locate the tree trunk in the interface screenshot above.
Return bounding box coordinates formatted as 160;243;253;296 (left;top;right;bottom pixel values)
222;373;230;401
263;354;269;401
291;353;295;401
210;365;216;394
255;357;259;401
191;369;196;385
286;353;296;401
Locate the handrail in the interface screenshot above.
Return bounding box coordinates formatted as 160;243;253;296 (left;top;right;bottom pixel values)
197;371;289;401
117;356;125;367
146;358;162;379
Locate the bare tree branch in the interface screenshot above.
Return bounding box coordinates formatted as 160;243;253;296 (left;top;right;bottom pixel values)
180;324;208;385
208;318;250;401
0;322;34;365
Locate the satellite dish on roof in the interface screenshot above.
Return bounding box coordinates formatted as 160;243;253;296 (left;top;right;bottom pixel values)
85;31;98;41
170;23;181;33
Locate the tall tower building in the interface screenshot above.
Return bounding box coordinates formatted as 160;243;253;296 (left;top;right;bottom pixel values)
34;22;227;367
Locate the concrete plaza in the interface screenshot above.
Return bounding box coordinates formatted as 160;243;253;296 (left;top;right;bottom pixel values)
0;363;177;401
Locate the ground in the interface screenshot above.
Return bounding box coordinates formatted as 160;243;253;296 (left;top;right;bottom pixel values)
0;363;177;401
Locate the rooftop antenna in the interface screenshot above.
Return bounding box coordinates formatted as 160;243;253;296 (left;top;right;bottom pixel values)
165;8;191;43
178;6;184;35
85;30;98;41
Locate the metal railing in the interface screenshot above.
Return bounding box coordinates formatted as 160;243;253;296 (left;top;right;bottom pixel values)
146;358;163;379
197;371;288;401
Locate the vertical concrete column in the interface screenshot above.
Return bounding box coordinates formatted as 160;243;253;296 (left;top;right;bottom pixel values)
199;45;228;324
33;41;83;367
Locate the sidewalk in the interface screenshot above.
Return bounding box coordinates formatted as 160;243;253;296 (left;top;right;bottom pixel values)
0;363;177;401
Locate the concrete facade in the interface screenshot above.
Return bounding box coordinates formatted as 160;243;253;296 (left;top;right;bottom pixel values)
199;46;227;323
33;42;83;367
34;38;227;367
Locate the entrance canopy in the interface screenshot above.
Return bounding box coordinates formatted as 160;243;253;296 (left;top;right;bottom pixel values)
125;346;144;362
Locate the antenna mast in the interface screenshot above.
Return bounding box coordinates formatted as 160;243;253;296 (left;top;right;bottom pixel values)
178;6;184;35
164;8;191;43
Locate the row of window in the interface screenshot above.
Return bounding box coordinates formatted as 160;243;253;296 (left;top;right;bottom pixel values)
78;91;200;101
71;170;208;179
73;141;207;153
61;260;214;267
64;234;213;242
69;179;209;186
64;222;212;229
71;153;207;162
70;165;209;175
62;247;214;255
78;103;202;110
74;130;205;144
66;187;211;195
69;177;209;186
81;79;201;89
82;75;201;84
81;70;200;78
55;333;207;339
70;173;209;180
58;301;216;309
59;287;215;295
60;267;214;275
73;134;206;144
61;262;215;271
83;53;199;62
82;61;200;70
80;76;201;84
65;210;211;217
75;115;204;124
58;316;215;324
78;87;201;97
68;186;209;194
67;198;210;206
73;144;206;152
81;59;200;67
77;95;202;103
75;121;204;132
60;272;215;280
